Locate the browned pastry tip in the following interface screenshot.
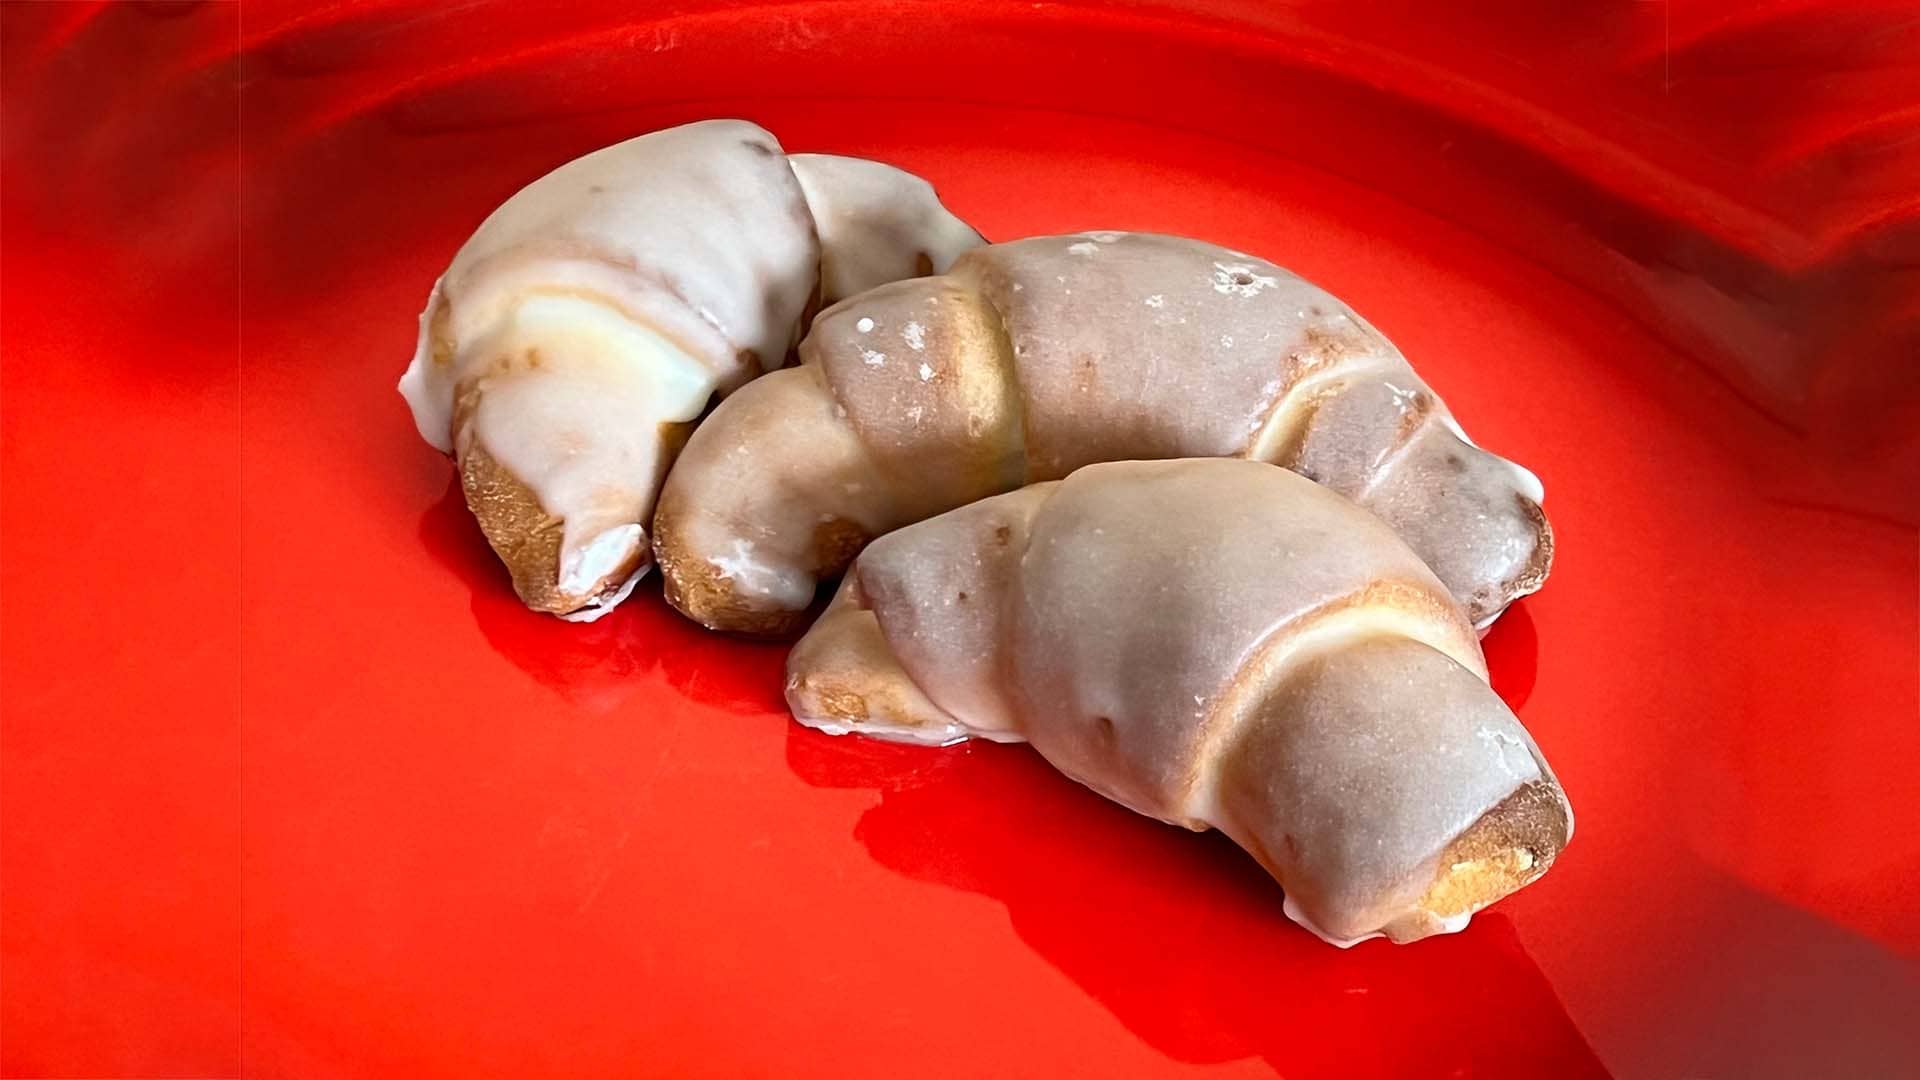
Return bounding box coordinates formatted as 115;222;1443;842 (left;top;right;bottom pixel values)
784;576;966;740
652;503;815;638
785;650;949;736
1448;494;1553;628
449;370;652;616
458;443;633;615
1413;779;1571;928
1509;494;1556;601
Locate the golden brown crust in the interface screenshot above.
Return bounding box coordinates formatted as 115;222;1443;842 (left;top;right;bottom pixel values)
785;668;943;733
652;503;814;638
790;681;875;724
458;442;575;613
811;517;872;574
1416;779;1570;920
784;580;961;735
1508;494;1556;602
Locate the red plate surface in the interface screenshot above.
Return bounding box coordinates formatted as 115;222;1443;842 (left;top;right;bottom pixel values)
3;2;1918;1077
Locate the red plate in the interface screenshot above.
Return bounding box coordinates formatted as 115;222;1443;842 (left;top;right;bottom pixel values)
4;2;1917;1076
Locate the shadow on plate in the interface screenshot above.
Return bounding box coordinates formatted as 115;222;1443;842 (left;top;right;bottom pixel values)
785;721;1606;1078
421;467;1592;1073
415;476;787;714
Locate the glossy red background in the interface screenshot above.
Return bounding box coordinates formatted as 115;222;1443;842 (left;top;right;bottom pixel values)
3;2;1917;1077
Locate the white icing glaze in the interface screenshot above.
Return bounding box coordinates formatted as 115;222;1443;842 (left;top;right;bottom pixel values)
519;294;714;415
1509;459;1547;504
706;537;816;609
398;120;817;602
557;564;646;624
789;708;1029;748
1176;604;1486;830
428;119;815;403
786;153;982;301
462;294;710;587
1282;895;1473;948
1211;260;1279;297
794;710;970;747
559;523;644;597
1440;413;1547;503
660;231;1551;632
400;276;454;452
399;120;981;614
1284;894;1384;949
1245;353;1399;464
791;460;1569;946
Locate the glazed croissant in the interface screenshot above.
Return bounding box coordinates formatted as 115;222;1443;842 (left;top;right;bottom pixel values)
656;231;1550;636
399;119;980;618
786;458;1572;946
